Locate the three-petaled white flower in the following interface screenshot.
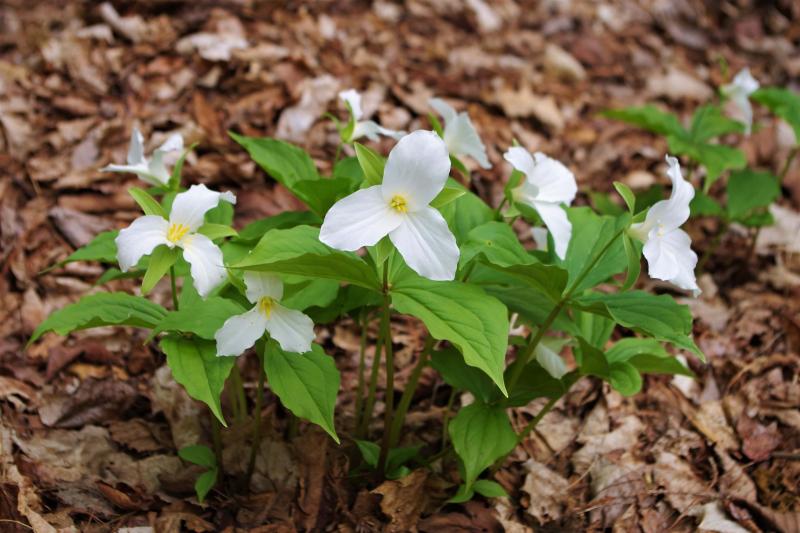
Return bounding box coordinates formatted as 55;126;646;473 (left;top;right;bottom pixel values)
320;130;459;281
504;147;577;259
429;98;491;169
215;272;315;356
629;155;700;296
339;89;405;143
721;68;759;135
116;184;236;298
102;128;184;186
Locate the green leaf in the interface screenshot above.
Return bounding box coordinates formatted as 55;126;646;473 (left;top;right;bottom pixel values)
428;112;444;137
576;337;642;396
194;469;218;503
572;291;703;359
667;135;746;188
606;338;694;377
450;155;470;177
282;279;340;312
29;292;167;344
460;221;534;269
621;233;641;291
613;182;636;213
449;402;516;490
429;347;495;403
50;230;119;269
291;177;359;216
160;335;236;425
197;223;238;240
353;142;385;186
178;445;216;468
263;342;340;442
235;211;321;243
234;225;381;291
752;87;800;141
128;187;167;217
609;362;642;396
149;297;244;340
473;479;509;499
141;246;180;294
440;189;495;243
726;169;780;222
602;106;685;137
628;353;694;377
430;182;467;209
482;262;568;303
559;208;627;293
690;190;725;217
333;156;364;181
505;362;572;407
391;272;510;394
690;104;745;142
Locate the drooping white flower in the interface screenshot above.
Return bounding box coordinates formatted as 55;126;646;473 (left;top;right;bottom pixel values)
629;155;700;296
116;184;236;298
721;68;760;135
429;98;490;169
320;130;459;281
339;89;405;143
504;147;577;259
102;128;184;186
215;272;315;356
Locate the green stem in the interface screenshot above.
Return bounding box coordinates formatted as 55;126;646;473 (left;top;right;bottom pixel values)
358;329;384;439
779;147;798;181
354;310;369;432
229;364;247;423
505;228;626;394
494;197;508;219
387;336;434;450
516;396;558;444
245;350;266;488
210;414;225;483
440;387;457;453
377;268;395;477
334;143;343;165
169;266;179;310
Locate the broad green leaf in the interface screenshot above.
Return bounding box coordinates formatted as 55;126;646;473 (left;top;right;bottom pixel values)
690;104;745;142
606;338;693;377
235;211;321;243
234;225;381;291
353;143;385;186
576;337;642;396
263;342;340;442
428;112;444;137
460;221;534;269
690;190;725;217
51;230;119;269
429;347;496;403
30;292;167;343
141;246;180;294
205;199;234;226
628;353;694;377
450;155;469;177
504;169;524;203
95;268;143;285
535;337;569;379
230;132;318;186
197;223;238;240
149;297;245;340
128;187;167;217
608;361;642;396
291;177;358;216
559;207;627;293
667;135;746;188
602;106;685;137
572;291;703;359
621;233;641;291
613;182;636;213
430;183;467;209
505;361;572;407
178;445;216;468
282;279;340;312
449;402;516;490
355;440;421;479
333;156;364;181
575;308;615;348
482;262;568;303
473;479;508;499
752;87;800;141
194;469;217;503
391;271;510;394
161;335;236;425
440;189;495;243
726;169;780;222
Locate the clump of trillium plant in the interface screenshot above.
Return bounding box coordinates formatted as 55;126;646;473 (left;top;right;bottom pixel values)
33;91;709;504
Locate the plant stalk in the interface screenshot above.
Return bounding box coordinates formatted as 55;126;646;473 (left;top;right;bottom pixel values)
377;267;395;476
494;197;508;219
169;266;179;310
210;414;225;483
358;326;383;439
440;387;457;453
516;396;558;444
354;309;369;432
387;336;434;450
229;364;247;423
245;350;266;488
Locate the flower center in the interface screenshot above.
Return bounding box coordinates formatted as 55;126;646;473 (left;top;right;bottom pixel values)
389;194;408;213
258;296;274;317
167;223;190;244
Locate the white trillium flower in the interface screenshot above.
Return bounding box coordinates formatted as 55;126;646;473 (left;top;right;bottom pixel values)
721;68;760;135
319;130;459;281
115;184;236;298
504;147;577;259
429;98;490;169
629;155;700;296
215;272;315;356
339;89;405;143
102;128;184;186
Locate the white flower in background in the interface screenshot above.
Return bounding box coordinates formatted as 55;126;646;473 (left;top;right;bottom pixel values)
531;227;549;252
339;89;405;143
629;155;700;296
429;98;490;169
721;68;760;134
215;272;315;356
320;130;459;281
504;147;577;259
102;128;184;186
116;184;236;298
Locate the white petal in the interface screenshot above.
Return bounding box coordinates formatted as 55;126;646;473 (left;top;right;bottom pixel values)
645;156;694;232
648;229;699;295
127;127;146;166
527;153;577;204
158;133;184;154
266;303;315;353
429;98;458;126
319;185;403;251
443;112;490;168
381;130;451;211
180;233;227;298
339;89;363;121
733;93;754;135
533;202;572;260
531;227;549;251
169;184;237;231
244;271;284;304
101;163;164;186
115;215;169;271
375;125;406;141
732;68;759;95
389;207;459;281
215;307;268;357
503;146;536;177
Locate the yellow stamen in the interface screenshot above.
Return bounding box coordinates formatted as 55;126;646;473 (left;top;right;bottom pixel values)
167;223;190;243
258;296;274;318
390;194;408;213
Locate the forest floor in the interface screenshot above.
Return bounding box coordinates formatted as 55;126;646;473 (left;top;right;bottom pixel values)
1;0;800;531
